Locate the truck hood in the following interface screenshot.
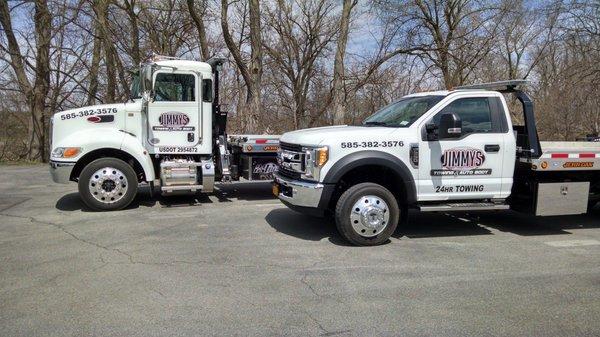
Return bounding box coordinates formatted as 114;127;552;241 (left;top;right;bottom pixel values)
51;101;141;150
280;125;399;146
54;101;140;120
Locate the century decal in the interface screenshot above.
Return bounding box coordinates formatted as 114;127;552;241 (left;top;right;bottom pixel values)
441;147;485;169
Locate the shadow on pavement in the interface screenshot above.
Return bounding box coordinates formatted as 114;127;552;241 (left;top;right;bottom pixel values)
397;210;494;239
266;206;600;243
214;181;276;202
265;208;493;244
465;208;600;235
55;186;157;212
55;182;277;212
265;208;352;246
401;208;600;238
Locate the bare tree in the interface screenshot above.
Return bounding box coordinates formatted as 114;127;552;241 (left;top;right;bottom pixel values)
0;0;598;161
331;0;357;125
0;0;52;160
221;0;262;133
263;0;338;129
87;18;103;105
93;0;118;102
115;0;142;65
187;0;211;60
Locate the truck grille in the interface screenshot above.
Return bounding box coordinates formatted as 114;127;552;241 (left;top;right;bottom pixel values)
277;142;305;179
280;142;302;152
277;166;301;180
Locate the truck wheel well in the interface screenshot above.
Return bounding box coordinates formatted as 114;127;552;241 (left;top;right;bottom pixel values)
70;148;146;182
329;165;407;210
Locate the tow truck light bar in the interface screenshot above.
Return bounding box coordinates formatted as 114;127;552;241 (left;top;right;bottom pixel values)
456;79;529;93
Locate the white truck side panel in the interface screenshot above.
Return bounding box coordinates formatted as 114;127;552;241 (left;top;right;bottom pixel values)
121;132;156;181
414;92;515;201
53;128;155;181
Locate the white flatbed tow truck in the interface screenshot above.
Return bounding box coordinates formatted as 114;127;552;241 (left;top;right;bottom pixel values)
273;80;600;245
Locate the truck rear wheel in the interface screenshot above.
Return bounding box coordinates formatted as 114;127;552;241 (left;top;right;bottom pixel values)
334;182;400;246
78;158;138;211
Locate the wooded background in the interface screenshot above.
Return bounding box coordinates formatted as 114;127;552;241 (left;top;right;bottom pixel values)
0;0;598;162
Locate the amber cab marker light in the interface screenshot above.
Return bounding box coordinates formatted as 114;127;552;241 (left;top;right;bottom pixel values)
316;147;328;167
63;147;81;158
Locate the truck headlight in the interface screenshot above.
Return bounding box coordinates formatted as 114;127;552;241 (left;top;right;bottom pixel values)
302;146;328;180
51;147;81;159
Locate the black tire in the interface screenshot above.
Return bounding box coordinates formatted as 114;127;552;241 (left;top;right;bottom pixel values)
78;157;138;211
334;182;400;246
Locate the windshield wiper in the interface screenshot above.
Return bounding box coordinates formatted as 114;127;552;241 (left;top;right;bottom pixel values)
363;121;401;127
363;121;389;127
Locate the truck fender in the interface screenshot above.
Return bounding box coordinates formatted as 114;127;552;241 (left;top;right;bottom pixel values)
120;132;155;181
55;129;155;182
322;150;417;204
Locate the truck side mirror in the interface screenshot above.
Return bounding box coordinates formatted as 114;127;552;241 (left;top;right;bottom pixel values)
439;113;462;139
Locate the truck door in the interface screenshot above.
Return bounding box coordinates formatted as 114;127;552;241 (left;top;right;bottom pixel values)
147;71;201;153
418;95;510;200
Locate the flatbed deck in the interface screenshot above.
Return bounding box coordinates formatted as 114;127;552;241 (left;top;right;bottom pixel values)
523;141;600;171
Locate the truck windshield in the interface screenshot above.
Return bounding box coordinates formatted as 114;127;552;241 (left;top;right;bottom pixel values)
363;95;444;127
130;71;141;99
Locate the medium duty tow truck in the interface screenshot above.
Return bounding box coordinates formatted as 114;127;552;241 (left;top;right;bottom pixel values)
50;56;279;210
273;80;600;246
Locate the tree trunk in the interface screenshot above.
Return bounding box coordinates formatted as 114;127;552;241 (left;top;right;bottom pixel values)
187;0;210;60
331;0;355;125
0;0;51;161
87;22;102;105
246;0;262;133
221;0;262;133
120;0;141;66
94;0;116;103
32;0;52;161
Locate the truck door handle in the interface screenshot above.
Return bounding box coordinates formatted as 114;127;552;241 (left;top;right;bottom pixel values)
485;144;500;153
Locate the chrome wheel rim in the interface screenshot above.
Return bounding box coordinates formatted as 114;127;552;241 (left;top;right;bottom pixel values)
350;195;390;237
89;167;128;204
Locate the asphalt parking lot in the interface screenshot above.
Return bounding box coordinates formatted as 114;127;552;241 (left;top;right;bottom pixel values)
1;164;599;336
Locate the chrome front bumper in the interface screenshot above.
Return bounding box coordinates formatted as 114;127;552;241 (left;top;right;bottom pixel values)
49;160;75;184
274;173;325;208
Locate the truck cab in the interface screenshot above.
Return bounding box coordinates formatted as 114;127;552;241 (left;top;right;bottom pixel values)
49;56;279;210
274;80;600;246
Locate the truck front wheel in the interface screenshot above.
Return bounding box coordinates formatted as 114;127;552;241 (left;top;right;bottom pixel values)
334;182;400;246
78;158;138;211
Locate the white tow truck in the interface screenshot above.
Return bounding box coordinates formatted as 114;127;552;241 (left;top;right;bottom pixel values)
273;80;600;246
50;56;279;210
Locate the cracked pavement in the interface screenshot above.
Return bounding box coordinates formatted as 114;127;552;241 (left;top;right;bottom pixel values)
1;165;599;336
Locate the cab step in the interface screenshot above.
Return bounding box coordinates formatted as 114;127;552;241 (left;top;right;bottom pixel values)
417;202;510;212
161;184;203;193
